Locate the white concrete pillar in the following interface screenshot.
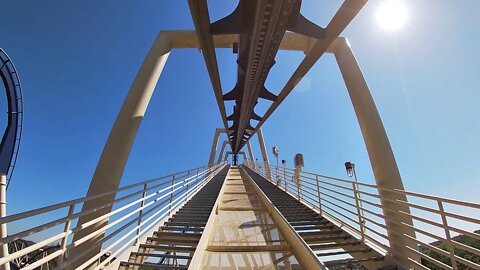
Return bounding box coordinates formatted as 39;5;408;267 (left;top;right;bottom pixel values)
332;37;418;268
257;129;271;179
0;174;10;270
69;31;171;267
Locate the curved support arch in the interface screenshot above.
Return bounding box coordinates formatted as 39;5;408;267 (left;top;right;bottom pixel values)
70;31;173;266
331;37;418;267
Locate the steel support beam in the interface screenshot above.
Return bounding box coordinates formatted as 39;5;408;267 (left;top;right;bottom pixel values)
188;0;230;142
332;37;418;268
217;140;229;164
70;31;172;267
257;129;271;179
252;0;368;138
208;128;225;166
246;141;254;162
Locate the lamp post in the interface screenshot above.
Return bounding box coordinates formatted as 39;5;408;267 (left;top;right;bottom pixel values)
272;147;279;186
345;161;365;240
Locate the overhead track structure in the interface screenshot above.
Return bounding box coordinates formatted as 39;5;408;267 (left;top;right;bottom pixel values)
189;0;367;153
0;48;24;188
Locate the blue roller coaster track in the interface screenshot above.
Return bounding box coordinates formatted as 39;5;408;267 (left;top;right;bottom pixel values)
0;48;24;189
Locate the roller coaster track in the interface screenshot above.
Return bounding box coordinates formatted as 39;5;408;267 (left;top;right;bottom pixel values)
0;48;24;188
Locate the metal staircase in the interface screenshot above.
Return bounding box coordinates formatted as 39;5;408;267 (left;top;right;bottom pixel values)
118;166;396;269
244;166;388;269
119;166;229;269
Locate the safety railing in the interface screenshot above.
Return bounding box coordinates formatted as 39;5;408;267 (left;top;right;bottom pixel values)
0;162;227;270
245;160;480;270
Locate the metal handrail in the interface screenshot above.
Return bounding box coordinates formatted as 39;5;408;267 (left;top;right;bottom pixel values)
0;162;227;269
245;160;480;270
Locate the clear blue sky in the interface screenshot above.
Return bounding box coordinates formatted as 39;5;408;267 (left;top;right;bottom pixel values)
1;0;479;215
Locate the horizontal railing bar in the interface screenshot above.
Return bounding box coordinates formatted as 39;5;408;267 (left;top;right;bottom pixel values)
0;179;174;245
67;170;211;265
408;257;432;270
2;163;226;269
0;232;65;265
1;166;209;225
270;163;480;208
23;249;64;270
319;191;358;213
404;234;451;257
321;203;360;227
406;245;454;270
451;239;480;258
319;184;356;200
1;165;218;245
447;226;480;242
396;200;480;225
71;179;193;248
454;253;480;269
72;178;189;233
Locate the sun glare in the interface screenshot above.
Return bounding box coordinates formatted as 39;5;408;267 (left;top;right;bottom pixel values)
376;0;408;31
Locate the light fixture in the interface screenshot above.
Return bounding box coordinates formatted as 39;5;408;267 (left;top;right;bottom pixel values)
345;162;355;178
272;146;279;157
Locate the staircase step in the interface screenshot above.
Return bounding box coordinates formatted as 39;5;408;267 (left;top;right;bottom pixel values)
164;221;206;227
297;229;344;236
120;261;188;269
324;256;384;268
317;248;372;257
302;234;352;243
293;225;335;231
288;220;329;226
139;244;196;253
309;241;362;250
160;226;204;232
153;231;202;240
130;252;192;260
147;237;199;246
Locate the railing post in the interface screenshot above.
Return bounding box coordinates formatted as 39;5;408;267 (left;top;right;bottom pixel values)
185;171;190;202
168;175;175;216
59;204;75;266
135;183;148;244
316;175;322;214
0;173;10;270
196;168;200;187
297;176;301;201
437;200;458;270
352;182;365;241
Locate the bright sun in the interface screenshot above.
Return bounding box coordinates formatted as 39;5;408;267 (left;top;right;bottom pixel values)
376;0;408;30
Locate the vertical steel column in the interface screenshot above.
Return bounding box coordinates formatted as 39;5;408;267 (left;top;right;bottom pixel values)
0;174;10;270
217;141;228;164
70;31;171;266
208;128;224;167
257;129;271;179
332;37;418;267
246;141;254;162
